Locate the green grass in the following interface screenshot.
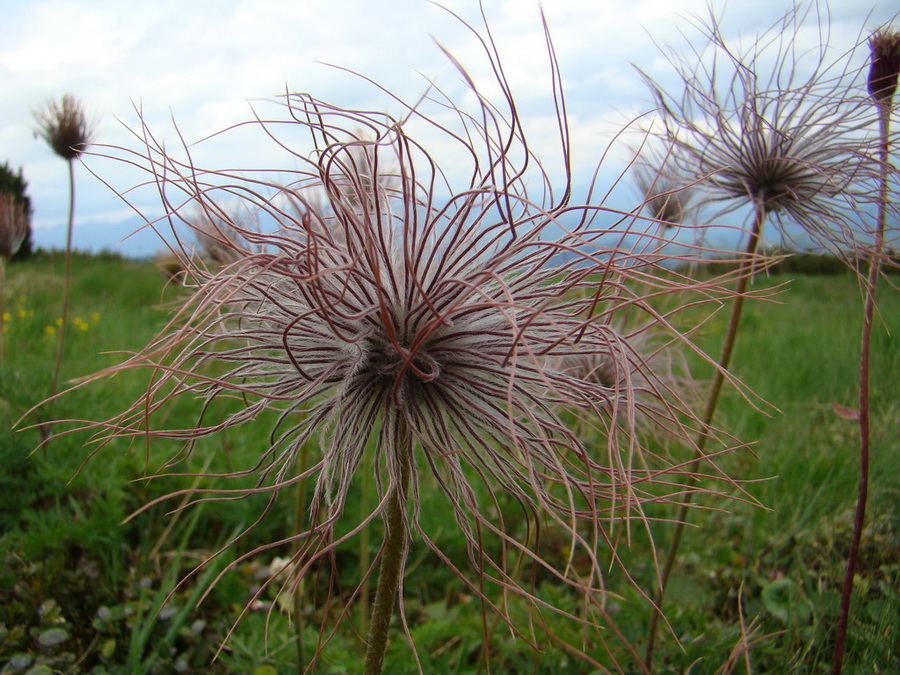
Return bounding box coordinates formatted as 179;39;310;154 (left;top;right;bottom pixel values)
643;274;900;673
0;255;897;673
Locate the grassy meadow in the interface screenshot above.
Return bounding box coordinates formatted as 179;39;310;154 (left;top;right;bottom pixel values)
0;252;897;673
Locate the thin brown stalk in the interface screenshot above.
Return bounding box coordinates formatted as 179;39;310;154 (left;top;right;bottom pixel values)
831;101;892;675
41;159;77;441
644;204;764;668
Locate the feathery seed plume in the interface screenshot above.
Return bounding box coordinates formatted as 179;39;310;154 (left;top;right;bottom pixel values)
50;14;745;670
34;93;95;161
640;2;883;253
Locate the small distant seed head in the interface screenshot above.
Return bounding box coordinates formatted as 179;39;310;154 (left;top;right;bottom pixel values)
34;94;95;161
0;193;28;259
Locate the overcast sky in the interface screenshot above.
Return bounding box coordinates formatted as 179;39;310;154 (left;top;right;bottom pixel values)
1;0;895;257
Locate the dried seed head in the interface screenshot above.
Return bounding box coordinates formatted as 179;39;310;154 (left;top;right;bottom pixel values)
0;193;28;259
868;29;900;103
191;204;261;266
49;13;747;667
632;149;698;229
640;4;880;252
34;94;95;161
554;325;699;440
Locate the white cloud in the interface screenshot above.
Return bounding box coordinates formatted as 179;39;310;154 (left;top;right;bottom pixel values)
2;0;896;255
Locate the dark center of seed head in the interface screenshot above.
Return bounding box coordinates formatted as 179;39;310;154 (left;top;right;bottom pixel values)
364;336;440;383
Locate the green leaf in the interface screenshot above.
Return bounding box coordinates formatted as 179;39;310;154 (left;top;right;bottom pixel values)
37;626;69;647
762;577;811;624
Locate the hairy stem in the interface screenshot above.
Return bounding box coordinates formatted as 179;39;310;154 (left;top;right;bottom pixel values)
363;418;412;675
831;104;891;675
644;204;764;667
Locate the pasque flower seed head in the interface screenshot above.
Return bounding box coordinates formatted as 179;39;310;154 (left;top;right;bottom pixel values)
56;14;744;668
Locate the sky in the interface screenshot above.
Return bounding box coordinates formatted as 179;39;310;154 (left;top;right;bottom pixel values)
0;0;896;258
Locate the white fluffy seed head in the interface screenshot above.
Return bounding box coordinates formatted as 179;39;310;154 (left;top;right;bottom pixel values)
57;19;750;666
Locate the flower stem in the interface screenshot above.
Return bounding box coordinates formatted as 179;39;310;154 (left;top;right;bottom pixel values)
644;204;764;668
831;103;891;675
42;159;76;442
363;418;411;675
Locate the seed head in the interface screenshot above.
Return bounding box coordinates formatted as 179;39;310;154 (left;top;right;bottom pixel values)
191;204;260;266
55;16;742;667
640;3;881;251
554;323;699;440
868;29;900;104
34;93;95;161
0;193;28;259
632;147;698;229
93;107;710;544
